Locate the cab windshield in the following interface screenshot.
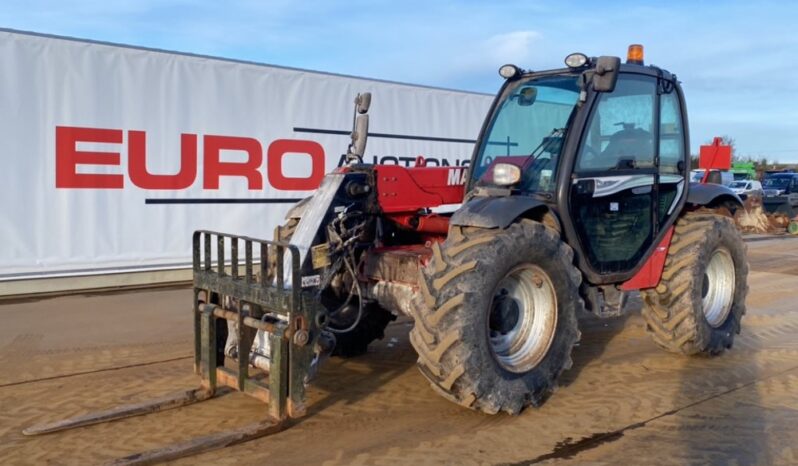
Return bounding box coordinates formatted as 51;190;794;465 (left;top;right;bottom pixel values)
471;74;580;193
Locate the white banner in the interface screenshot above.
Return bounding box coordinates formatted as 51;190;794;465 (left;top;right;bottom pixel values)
0;30;493;280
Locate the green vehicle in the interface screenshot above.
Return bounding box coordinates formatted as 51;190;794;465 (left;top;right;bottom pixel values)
732;162;756;181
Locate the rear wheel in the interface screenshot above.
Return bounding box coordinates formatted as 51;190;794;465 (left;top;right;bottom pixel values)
641;213;748;355
273;217;394;357
411;220;583;414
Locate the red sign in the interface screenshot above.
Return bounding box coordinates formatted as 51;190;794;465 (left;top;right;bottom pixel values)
699;137;732;171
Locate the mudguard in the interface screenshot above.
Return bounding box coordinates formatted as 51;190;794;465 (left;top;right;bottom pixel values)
687;182;743;208
449;195;547;229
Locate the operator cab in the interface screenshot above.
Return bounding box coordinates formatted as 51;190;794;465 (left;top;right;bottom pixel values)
468;45;689;283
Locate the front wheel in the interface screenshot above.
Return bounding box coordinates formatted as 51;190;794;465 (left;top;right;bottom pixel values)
411;220;583;415
641;213;748;355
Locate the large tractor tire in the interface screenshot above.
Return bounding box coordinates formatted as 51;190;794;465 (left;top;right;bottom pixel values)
273;217;394;358
411;219;583;415
641;212;748;355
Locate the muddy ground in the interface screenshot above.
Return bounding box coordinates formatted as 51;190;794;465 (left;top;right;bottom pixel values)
1;236;797;465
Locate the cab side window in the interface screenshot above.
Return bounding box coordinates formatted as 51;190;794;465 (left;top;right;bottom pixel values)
659;90;684;175
576;75;656;172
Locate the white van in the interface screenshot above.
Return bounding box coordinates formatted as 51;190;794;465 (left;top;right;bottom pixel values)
729;180;763;199
690;169;734;186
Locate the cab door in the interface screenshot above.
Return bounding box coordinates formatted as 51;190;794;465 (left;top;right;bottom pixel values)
657;84;687;231
569;73;686;276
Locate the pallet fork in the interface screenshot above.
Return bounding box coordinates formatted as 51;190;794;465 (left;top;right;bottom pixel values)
23;231;323;465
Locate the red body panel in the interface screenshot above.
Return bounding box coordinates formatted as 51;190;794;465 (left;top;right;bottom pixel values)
374;165;466;213
620;226;674;291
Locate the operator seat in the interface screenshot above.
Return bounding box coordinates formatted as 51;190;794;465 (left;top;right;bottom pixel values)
601;126;653;168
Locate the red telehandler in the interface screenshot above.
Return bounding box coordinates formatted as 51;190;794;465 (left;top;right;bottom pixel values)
25;45;747;464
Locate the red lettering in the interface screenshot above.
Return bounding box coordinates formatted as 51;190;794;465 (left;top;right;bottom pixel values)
203;135;263;190
55;126;124;189
129;131;197;189
267;139;325;190
56;128;328;191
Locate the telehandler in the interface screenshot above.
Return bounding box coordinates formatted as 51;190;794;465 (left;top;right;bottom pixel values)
25;44;747;464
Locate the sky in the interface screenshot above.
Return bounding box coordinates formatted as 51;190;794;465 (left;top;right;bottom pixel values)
2;0;797;162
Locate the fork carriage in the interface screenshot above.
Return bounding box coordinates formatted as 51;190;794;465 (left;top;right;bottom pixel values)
24;230;324;465
192;230;324;420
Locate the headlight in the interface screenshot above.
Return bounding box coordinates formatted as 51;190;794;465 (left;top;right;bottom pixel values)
493;163;522;186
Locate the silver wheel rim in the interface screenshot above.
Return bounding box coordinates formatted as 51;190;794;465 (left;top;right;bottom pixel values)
488;264;558;373
702;248;736;328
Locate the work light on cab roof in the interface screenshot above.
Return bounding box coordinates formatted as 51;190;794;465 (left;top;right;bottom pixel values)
501;44;645;80
564;52;589;68
498;64;522;79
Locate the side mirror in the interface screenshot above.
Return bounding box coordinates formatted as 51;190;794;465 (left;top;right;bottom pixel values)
517;87;537;106
592;56;621;92
356;92;371;114
350;114;369;158
346;93;372;164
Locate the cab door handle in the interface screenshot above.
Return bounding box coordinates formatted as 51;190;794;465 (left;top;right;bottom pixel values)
574;179;595;196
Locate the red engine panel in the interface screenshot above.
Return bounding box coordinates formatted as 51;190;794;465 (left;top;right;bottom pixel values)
374;164;466;213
